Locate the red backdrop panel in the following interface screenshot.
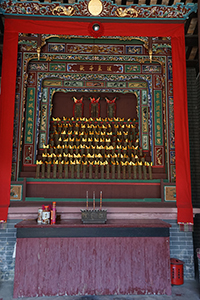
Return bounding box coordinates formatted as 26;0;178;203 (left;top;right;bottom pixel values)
0;28;18;221
0;19;193;224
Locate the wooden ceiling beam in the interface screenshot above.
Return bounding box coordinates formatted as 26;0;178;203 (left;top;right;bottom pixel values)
185;12;197;34
185;35;198;47
168;0;174;5
194;50;199;60
186;46;193;60
0;15;4;34
194;21;198;35
186;59;199;69
198;0;200;75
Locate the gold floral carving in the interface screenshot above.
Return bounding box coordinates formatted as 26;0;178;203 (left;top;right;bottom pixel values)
37;47;41;61
52;6;74;16
115;8;138;18
156;148;162;165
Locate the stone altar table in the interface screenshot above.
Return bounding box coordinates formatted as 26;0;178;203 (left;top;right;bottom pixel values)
13;219;171;297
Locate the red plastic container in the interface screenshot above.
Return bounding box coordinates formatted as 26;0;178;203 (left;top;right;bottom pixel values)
170;258;184;285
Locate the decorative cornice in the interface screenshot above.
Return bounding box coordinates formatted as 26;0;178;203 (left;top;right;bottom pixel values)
0;0;197;20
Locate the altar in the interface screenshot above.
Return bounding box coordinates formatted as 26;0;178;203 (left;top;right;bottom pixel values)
13;219;171;297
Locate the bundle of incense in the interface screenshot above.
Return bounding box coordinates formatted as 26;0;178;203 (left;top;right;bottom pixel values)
93;191;95;210
51;202;56;224
100;191;102;210
86;191;89;209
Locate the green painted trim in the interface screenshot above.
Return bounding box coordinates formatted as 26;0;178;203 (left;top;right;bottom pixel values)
125;65;141;73
142;106;148;134
142;134;149;151
39;104;48;148
31;54;160;64
25;87;35;144
46;37;145;45
154;90;163;146
49;63;66;72
107;82;126;88
18;178;24;182
64;81;84;87
19;177;161;183
25;197;161;202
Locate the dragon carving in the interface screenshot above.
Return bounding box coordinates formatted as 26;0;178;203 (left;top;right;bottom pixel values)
115;7;138;18
52;6;74;16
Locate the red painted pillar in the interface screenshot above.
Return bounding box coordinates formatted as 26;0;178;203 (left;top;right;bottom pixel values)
0;20;18;221
198;0;200;75
171;26;193;225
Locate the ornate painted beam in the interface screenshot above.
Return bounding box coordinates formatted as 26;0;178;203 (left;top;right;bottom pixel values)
0;0;197;20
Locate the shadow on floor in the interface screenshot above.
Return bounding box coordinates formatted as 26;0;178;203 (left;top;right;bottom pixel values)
0;280;199;300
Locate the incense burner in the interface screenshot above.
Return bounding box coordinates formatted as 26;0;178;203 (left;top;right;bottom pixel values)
81;209;107;224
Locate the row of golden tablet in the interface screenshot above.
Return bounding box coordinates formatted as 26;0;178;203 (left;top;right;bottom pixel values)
49;133;138;141
51;122;138;132
52;125;137;134
42;152;143;159
47;138;139;145
49;139;139;149
40;156;146;165
51;131;137;138
52;117;137;122
42;143;141;151
37;160;152;166
52;122;136;128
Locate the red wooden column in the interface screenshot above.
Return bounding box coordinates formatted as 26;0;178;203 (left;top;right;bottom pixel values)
171;27;193;226
0;20;18;221
198;0;200;74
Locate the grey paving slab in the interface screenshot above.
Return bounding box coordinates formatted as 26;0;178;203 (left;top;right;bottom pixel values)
0;280;199;300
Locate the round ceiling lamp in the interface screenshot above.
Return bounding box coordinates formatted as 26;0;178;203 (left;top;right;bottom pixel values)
88;21;104;38
93;24;100;32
